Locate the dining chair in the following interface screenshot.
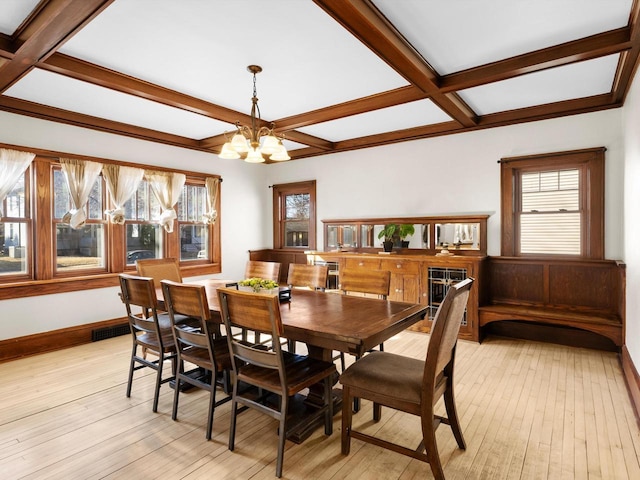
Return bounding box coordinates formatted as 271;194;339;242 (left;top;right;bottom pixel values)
287;263;329;291
340;277;474;480
245;260;281;282
136;257;182;283
239;260;282;346
217;287;336;478
337;268;391;367
161;280;232;440
119;273;177;413
286;263;329;352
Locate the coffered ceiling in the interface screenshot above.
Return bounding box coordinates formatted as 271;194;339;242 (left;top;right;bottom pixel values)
0;0;638;162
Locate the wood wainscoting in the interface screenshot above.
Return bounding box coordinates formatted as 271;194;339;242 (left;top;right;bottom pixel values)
479;257;625;348
0;317;128;363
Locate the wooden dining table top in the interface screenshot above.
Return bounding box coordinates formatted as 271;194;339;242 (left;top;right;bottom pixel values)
159;279;427;358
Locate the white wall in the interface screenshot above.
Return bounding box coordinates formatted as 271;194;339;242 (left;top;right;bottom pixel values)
265;109;624;259
623;74;640;367
0;106;627;340
0;112;266;339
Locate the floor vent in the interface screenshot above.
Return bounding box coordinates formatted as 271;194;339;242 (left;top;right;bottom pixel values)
92;323;130;342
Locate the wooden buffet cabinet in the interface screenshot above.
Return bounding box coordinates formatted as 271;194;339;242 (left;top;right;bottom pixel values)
306;251;485;341
250;211;624;349
251;214;490;342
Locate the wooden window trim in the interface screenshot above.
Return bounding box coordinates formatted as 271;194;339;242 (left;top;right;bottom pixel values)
500;147;605;259
272;180;316;250
0;143;222;299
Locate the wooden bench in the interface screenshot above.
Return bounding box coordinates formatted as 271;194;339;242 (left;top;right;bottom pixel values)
478;257;625;347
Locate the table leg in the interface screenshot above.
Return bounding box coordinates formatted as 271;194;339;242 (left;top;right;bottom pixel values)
285;344;342;444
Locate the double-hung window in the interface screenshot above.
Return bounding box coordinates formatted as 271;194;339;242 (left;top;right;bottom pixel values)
123;180;163;264
0;169;30;277
272;180;316;249
53;167;106;273
500;148;604;258
177;182;209;261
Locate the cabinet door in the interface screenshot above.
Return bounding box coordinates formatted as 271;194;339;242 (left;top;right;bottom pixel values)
381;259;420;303
401;273;420;303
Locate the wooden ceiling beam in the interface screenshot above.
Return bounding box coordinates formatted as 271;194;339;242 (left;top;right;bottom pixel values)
313;0;477;127
285;95;617;160
477;94;616;127
441;27;632;92
42;53;250;125
0;0;114;92
0;96;207;151
43;53;335;152
612;0;640;103
274;85;429;130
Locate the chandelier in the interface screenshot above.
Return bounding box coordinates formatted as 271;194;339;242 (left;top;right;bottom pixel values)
218;65;290;163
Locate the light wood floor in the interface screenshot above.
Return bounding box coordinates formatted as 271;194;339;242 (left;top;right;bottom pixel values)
1;331;639;479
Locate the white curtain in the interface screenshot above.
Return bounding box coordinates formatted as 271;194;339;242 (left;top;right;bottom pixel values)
0;149;35;217
145;170;186;233
103;164;144;224
60;158;103;229
202;177;220;224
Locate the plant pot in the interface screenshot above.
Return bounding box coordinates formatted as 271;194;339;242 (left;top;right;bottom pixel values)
383;240;394;252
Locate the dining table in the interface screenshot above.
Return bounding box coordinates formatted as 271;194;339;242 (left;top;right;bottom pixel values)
158;278;428;442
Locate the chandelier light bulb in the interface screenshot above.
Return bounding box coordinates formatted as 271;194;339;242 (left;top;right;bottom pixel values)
245;147;265;163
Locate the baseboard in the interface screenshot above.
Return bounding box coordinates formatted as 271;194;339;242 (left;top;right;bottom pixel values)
621;346;640;426
0;317;128;363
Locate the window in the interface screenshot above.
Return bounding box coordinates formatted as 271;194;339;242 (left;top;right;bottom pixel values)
177;183;208;261
124;180;163;264
272;180;316;249
500;148;604;258
53;167;106;273
0;169;29;277
0;145;222;298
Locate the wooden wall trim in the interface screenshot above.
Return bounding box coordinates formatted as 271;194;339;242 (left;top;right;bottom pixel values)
621;346;640;427
0;316;128;363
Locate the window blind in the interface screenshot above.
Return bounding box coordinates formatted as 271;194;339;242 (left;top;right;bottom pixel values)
519;169;580;255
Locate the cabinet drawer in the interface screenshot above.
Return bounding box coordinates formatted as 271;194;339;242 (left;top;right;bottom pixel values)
380;259;420;274
344;257;381;270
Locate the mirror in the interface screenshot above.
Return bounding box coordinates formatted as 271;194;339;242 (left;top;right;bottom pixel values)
321;214;488;255
435;223;480;250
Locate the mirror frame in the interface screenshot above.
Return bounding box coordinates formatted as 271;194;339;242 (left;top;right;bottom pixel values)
321;214;489;256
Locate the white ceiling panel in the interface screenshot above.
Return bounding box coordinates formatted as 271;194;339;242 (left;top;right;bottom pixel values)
458;54;620;115
58;0;409;120
297;99;452;142
0;0;637;161
0;0;40;35
5;69;230;139
373;0;632;75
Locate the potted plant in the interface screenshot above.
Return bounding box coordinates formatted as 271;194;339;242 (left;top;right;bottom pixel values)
398;224;415;248
238;277;279;293
378;224;399;252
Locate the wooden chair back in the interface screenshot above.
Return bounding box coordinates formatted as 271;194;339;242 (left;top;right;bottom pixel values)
340;268;391;298
423;277;474;398
119;273;161;336
160;280;216;363
136;258;182;284
245;260;281;282
287;263;329;290
217;287;284;373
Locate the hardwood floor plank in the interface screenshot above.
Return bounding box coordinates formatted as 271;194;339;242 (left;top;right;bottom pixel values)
1;333;639;479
